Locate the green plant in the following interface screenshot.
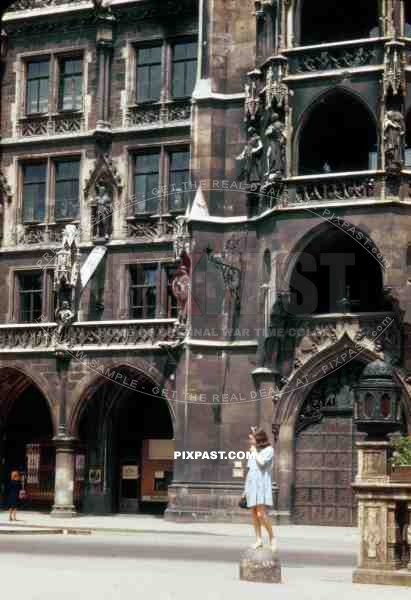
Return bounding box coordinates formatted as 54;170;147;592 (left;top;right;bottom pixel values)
391;436;411;467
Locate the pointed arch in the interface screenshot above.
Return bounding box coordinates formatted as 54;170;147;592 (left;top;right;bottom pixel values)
68;359;176;437
294;87;378;175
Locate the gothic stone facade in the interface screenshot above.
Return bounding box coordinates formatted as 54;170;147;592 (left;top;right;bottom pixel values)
1;0;411;525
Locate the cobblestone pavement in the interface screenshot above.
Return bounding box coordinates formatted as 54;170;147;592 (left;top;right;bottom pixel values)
0;513;410;599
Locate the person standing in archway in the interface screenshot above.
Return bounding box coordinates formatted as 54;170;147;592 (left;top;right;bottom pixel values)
7;471;21;522
242;427;276;550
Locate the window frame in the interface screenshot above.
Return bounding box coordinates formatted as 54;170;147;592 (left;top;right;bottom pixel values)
135;42;164;104
20;49;85;118
128;143;191;216
126;261;177;320
12;268;54;324
170;37;198;99
24;57;51;116
57;54;84;113
21;161;48;225
52;157;81;222
18;152;82;226
128;263;159;319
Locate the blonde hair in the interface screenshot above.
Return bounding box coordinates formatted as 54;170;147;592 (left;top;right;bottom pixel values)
11;471;20;481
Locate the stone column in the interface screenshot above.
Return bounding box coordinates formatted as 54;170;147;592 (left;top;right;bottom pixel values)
51;436;77;517
51;352;77;517
95;13;115;131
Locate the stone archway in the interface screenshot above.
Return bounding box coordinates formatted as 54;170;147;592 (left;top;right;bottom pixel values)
272;338;410;524
0;367;55;510
70;363;175;515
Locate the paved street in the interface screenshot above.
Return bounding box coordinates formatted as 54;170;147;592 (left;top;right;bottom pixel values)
0;514;410;599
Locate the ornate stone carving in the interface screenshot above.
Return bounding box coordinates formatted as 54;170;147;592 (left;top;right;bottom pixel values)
18;113;83;137
54;224;80;313
19;116;49;137
173;215;191;259
127;220;175;241
0;321;181;351
383;41;405;97
53;113;83;134
296;361;364;433
294;176;376;204
264;62;288;110
263;111;286;179
84;153;123;197
55;300;75;337
236;126;264;184
126;106;161;127
126;100;191;128
95;183;112;240
244;70;262;122
15;223;65;246
384;111;405;173
364;507;382;559
293;45;377;74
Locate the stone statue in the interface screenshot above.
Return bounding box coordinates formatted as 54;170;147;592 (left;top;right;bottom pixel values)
95;183;112;240
54;224;80;290
384;110;405;171
172;263;190;324
55;301;75;337
236;126;264;183
264;112;286;178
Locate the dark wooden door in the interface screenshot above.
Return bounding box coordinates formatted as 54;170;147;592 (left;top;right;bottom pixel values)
294;415;358;526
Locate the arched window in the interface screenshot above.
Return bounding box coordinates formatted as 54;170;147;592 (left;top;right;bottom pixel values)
289;226;384;314
300;0;379;46
298;91;377;175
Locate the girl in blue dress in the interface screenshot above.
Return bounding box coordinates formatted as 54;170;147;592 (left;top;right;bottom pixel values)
242;427;276;550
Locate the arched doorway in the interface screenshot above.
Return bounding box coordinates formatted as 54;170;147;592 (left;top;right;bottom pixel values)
299;0;379;46
0;369;54;510
297;91;377;175
77;367;174;514
294;362;364;525
294;362;407;525
289;224;384;315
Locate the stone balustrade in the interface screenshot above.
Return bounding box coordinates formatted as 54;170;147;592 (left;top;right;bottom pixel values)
0;319;180;353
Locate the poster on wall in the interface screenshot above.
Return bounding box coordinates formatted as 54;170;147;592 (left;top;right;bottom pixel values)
75;455;86;481
26;443;40;484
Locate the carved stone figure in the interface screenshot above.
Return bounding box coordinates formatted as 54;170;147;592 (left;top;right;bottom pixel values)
264;112;286;178
364;507;382;559
171;263;190;324
244;80;260;123
55;301;75;337
54;224;80;290
384;110;405;172
95;183;113;240
236;127;264;183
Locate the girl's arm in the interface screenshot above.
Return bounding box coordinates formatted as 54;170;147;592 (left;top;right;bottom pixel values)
255;446;273;467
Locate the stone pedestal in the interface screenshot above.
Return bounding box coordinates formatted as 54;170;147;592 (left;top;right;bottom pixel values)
51;436;77;518
239;546;282;583
352;440;411;587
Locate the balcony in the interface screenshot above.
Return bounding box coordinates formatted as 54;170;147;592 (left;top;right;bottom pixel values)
0;319;180;353
17;112;85;139
285;171;382;207
125;99;191;130
13;222;72;246
286;38;384;77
